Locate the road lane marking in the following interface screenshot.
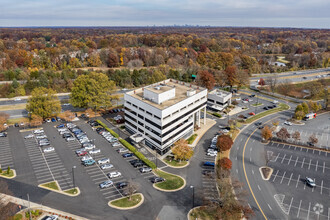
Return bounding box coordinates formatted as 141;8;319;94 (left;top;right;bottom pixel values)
267;204;272;210
252;169;254;175
257;185;261;191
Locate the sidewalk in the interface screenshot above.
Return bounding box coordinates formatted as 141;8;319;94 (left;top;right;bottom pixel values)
1;193;89;220
189;118;216;148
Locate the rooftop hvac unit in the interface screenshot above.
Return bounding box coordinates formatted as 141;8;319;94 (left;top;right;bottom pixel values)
187;89;196;97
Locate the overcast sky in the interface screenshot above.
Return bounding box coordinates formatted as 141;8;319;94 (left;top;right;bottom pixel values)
0;0;329;28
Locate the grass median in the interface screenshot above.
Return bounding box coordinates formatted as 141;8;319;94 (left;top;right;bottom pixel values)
244;103;289;124
153;170;185;190
0;169;14;178
40;181;59;191
110;194;142;208
163;158;188;167
187;134;198;144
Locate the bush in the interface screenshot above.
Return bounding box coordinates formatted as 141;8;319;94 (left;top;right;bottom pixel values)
0;168;2;173
7;166;10;174
212;112;222;118
96;120;119;138
14;214;23;220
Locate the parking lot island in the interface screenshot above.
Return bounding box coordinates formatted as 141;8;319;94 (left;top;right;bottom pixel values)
39;181;81;197
108;193;144;210
153;169;186;192
0;168;16;179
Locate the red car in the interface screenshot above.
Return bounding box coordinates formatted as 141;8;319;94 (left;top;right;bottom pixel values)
249;112;255;115
78;151;88;156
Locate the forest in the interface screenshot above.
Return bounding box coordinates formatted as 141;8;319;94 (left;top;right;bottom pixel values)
0;27;329;97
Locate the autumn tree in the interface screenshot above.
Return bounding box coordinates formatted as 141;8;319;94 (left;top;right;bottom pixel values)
302;102;309;114
292;131;301;143
171;139;194;162
26;87;61;119
276;127;290;142
70;72;116;110
224;65;238;89
30;114;42;127
294;104;305;120
272;120;279;127
197;70;215;90
308;101;320;113
309;134;318;145
0;113;9;132
217;134;233;152
261;126;272;141
219;158;232;170
258;78;265;86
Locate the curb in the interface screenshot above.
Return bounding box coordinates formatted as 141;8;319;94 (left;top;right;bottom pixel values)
259;166;273;181
38;181;81;197
0;169;16;179
152;170;186;192
187;206;202;220
108;193;144;210
162;160;190;169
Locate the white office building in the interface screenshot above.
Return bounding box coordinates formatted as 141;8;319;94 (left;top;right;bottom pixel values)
207;89;232;111
124;79;208;154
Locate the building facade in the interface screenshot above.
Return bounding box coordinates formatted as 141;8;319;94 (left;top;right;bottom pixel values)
124;79;207;154
207;89;232;111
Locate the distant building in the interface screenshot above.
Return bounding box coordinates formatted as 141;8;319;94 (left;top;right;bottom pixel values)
207;89;232;111
124;79;207;154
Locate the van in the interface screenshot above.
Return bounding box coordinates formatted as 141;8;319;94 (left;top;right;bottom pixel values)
203;161;215;167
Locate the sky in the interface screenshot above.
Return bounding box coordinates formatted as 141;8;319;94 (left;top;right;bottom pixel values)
0;0;329;28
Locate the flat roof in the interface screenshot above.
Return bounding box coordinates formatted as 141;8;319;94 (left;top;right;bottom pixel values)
126;79;206;110
209;89;232;97
145;85;174;94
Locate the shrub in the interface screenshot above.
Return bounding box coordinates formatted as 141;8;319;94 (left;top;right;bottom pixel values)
219;158;232;170
7;166;10;174
0;168;2;173
14;214;23;220
187;134;198;144
212;112;222;118
96;120;119;138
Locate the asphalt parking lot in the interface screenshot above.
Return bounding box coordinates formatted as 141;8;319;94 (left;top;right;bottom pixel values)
0;135;14;170
266;141;330;219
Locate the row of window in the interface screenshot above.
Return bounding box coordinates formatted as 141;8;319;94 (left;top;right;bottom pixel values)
207;98;228;105
125;101;161;120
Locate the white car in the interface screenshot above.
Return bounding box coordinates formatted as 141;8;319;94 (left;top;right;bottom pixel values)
207;151;217;157
81;155;93;162
236;97;241;101
14;98;22;101
207;148;217;153
45;215;58;220
43;147;55;153
36;135;47;139
284;121;293;126
108;171;121;178
272;100;279;104
83;144;95;150
63;103;70;106
98;158;110;164
57;128;68;132
89;149;101;154
34;129;44;134
243;100;248;104
66;136;76;142
24;134;34;139
109;138;118;143
112;142;121;147
101;164;114;170
59;130;69;135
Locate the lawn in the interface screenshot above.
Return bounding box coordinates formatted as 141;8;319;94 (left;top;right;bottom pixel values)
40;181;59;191
110;194;142;208
7;117;29;125
163;158;188;167
187;134;198;144
245;103;289;123
252;103;262;107
0;169;14;178
64;188;78;195
153;170;185;190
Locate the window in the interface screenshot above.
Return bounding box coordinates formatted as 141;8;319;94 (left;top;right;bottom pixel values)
138;121;144;126
154;115;161;120
132;104;138;108
138;114;144;120
188;103;193;107
172;110;179;115
125;113;137;122
180;106;186;111
207;99;215;103
139;107;145;112
127;101;131;105
163;115;170;120
138;128;144;133
194;99;200;103
146;111;152;116
216;101;223;105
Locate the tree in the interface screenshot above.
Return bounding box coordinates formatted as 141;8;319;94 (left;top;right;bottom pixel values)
62;110;75;122
70;72;116;110
26;87;61;119
0;113;9;132
217;135;233;152
292;131;301;143
302;102;309;114
171;139;194;162
124;180;139;201
219;158;232;170
294;111;305;120
224;65;238;89
272;120;279;127
266;74;278;93
261;126;272;141
197;70;215;90
309;134;318;145
258;78;265;86
276;127;290;142
308;101;320;113
30;114;42;127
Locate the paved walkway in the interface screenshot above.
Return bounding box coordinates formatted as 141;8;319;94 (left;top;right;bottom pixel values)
190;118;216;148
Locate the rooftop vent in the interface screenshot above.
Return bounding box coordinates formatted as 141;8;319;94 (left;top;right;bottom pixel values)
187;89;196;97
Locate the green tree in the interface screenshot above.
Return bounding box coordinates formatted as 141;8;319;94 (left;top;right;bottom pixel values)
11;78;19;89
70;72;116;110
26;87;61;119
302;102;309;114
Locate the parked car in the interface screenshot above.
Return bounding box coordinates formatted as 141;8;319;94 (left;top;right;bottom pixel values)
207;148;217;153
203;161;215;167
39;141;50;146
56;124;65;128
62;133;72;138
43;147;55;153
122;153;134;158
255;122;262;126
45;215;58;220
98;158;110;164
78;151;88;156
24;134;34;139
36;135;47;139
307;142;315;147
263;106;269;110
130;159;143;165
99;180;113;189
45;118;51;123
249;94;255;97
207;151;217;157
66;136;76;142
108;171;121;178
82;143;95;150
81;155;93;162
117;148;128;153
284;121;293;126
51;118;56;122
305;177;316;187
139;167;152;173
249;112;255;115
133;162;144;168
272;100;279;104
83;159;95;166
116;181;128;189
202;170;215;176
34;129;44;134
112;142;121;147
151;177;165;183
89;149;101;154
100;164;114;170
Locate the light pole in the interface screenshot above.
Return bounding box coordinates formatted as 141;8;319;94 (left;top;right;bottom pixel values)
190;185;194;208
72;166;76;192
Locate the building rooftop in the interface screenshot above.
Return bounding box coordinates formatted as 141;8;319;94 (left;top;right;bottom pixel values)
126;79;206;110
209;89;232;97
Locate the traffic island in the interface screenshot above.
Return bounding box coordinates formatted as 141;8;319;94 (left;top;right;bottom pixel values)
259;166;273;181
39;181;80;197
108;193;144;210
0;169;16;179
153;170;186;192
163;157;189;168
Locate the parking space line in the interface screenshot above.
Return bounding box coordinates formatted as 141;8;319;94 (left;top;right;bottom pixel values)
308;159;312;170
287;173;293;186
90;173;105;178
323;162;325;173
281;154;286;164
307;202;311;219
297;200;302;218
280;171;286;184
316;160;318;171
288;197;293;215
296;175;300;188
272;170;279;182
312;178;315;192
321;180;323;195
287;155;292;165
301;158;305;168
294;157;299;167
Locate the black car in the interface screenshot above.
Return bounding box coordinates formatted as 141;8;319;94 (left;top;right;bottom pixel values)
307;142;315;147
116;182;128;189
151;177;165;183
267;106;273;109
133;162;144;168
258;126;264;129
14;123;19;127
263;106;269;110
255;122;262;126
249;94;255;97
0;132;7;137
96;127;104;132
62;133;72;138
129;159;143;165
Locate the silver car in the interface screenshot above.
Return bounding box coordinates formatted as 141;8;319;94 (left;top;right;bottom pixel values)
89;149;101;154
36;135;47;139
99;180;113;189
100;164;114;170
43;147;55;153
24;134;34;139
98;158;110;164
66;136;76;141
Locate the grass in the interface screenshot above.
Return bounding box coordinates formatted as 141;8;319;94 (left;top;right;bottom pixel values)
252;103;262;107
110;194;142;208
64;188;78;195
0;169;14;177
154;169;185;190
212;112;222;118
245;103;289;123
40;181;59;191
163;158;188;167
0;103;26;111
187;134;198;144
7;117;29;125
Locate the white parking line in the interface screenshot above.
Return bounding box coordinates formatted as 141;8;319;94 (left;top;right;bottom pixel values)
287;155;292;165
272;170;279;182
321;180;323;195
281;154;286;164
294;157;299;167
287;173;293;186
252;169;254;175
267;204;272;210
316;160;318;171
280;171;286;184
288;197;293;215
301;158;305;168
296;175;300;188
312;178;315;192
307;202;311;219
323;162;325;173
297;200;302;218
257;185;261;191
308;159;312;170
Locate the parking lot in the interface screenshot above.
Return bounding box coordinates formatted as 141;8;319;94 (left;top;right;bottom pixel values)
266;141;330;219
0;135;15;170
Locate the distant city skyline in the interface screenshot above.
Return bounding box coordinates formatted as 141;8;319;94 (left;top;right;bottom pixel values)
1;0;329;28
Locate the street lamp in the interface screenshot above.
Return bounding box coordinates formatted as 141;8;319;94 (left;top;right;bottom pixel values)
190;185;195;208
72;166;76;192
